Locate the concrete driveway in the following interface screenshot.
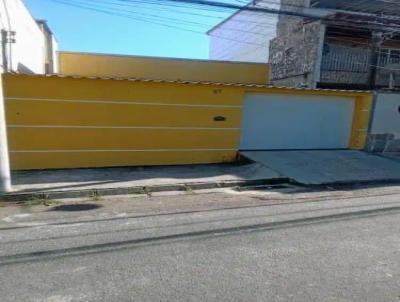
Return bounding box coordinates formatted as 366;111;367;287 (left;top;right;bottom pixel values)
241;150;400;185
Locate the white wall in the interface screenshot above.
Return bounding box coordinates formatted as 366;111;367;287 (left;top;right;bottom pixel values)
208;0;278;63
371;93;400;138
0;0;56;74
367;93;400;154
51;36;59;73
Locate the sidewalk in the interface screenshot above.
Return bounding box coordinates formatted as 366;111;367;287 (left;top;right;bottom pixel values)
241;150;400;185
4;162;285;201
5;150;400;202
383;152;400;162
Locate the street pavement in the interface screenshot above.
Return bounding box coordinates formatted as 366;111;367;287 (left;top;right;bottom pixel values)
1;185;400;302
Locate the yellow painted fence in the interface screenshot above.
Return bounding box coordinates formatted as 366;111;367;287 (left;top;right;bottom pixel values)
2;74;372;170
59;51;270;85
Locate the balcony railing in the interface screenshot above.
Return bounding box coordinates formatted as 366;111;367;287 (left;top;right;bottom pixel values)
320;43;400;87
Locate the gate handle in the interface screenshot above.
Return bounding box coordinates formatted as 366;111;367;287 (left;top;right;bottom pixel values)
214;116;226;122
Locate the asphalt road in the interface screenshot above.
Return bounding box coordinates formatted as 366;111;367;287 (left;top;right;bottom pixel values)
1;185;400;302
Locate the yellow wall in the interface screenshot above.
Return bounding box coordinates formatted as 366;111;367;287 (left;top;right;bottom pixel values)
59;51;269;85
2;74;372;170
3;74;243;170
349;95;374;149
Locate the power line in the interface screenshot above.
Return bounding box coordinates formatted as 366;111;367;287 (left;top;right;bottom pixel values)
60;0;217;27
102;0;281;25
49;0;400;72
54;0;400;42
127;0;329;20
53;0;279;38
52;0;214;33
42;0;400;84
81;0;227;19
50;0;271;47
49;0;282;38
150;0;400;24
50;0;400;49
76;0;279;28
114;0;234;13
155;0;400;34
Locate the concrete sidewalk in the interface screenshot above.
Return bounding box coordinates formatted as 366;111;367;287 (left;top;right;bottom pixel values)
5;150;400;201
5;162;283;200
242;150;400;185
383;153;400;162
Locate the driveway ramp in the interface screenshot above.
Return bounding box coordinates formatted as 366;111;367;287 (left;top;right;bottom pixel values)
240;150;400;185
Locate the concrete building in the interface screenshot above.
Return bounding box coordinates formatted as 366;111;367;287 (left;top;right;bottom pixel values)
0;0;58;74
208;0;278;63
36;20;58;74
269;0;400;89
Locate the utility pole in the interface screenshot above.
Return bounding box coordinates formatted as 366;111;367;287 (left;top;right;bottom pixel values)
0;74;11;192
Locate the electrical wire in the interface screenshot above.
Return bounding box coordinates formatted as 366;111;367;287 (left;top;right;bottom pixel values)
82;0;280;26
51;0;271;47
48;0;400;73
76;0;279;28
50;0;282;37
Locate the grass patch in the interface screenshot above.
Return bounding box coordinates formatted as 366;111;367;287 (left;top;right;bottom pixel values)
19;196;60;207
89;191;102;201
184;185;194;194
142;187;152;197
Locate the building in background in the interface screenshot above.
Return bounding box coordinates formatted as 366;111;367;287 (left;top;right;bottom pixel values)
0;0;58;74
208;0;278;63
269;0;400;89
36;19;58;74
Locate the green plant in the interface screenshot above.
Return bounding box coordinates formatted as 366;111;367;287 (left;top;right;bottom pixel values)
20;196;59;207
184;185;194;194
89;191;102;201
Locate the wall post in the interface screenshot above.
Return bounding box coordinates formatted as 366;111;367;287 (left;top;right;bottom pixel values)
0;74;11;192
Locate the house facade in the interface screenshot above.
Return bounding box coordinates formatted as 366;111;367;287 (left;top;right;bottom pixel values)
0;0;58;74
3;73;371;170
269;0;400;89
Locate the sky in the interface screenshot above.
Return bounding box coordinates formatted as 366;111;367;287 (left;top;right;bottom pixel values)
23;0;238;59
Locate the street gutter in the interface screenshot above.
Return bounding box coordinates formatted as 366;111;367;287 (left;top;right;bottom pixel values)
0;177;290;202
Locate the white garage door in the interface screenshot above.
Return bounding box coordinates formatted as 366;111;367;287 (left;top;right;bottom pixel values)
240;93;355;150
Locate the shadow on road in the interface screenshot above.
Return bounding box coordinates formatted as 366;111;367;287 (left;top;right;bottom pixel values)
49;204;103;212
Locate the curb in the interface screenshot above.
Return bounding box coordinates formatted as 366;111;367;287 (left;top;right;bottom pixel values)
304;179;400;189
0;177;291;202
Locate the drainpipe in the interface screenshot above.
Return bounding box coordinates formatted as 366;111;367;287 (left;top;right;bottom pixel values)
367;31;384;90
0;74;11;192
1;0;13;72
1;29;8;72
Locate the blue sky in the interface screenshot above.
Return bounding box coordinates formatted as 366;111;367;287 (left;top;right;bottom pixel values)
24;0;238;59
